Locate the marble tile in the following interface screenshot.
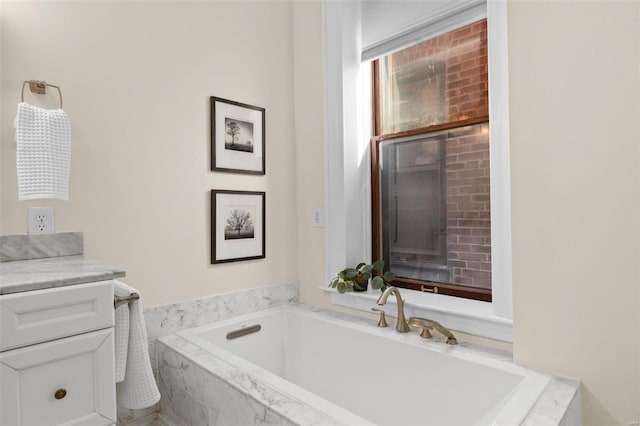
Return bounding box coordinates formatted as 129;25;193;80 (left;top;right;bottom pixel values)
156;334;342;426
144;282;298;372
117;405;160;426
120;413;174;426
0;255;125;294
158;304;581;426
117;283;298;425
207;381;299;426
0;232;83;262
521;410;559;426
158;374;209;426
135;285;578;426
529;377;581;421
157;335;250;410
144;283;298;342
153;414;174;426
522;377;581;426
559;387;582;426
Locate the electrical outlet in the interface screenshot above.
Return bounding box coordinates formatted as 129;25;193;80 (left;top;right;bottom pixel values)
28;207;54;234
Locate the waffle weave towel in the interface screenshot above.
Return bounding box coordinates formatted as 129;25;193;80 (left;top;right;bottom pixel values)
15;102;71;200
113;280;161;410
114;282;131;383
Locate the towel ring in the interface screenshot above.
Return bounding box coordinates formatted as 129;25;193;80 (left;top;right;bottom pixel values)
21;80;63;108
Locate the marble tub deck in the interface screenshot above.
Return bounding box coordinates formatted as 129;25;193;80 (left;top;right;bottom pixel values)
156;304;581;426
118;282;299;425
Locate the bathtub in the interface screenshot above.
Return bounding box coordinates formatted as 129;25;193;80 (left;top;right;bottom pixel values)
165;304;555;426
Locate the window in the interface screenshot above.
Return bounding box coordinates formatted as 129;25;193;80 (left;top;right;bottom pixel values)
323;0;513;338
322;0;513;342
372;19;491;302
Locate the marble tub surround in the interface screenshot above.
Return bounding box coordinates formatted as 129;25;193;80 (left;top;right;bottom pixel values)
144;282;299;342
144;282;298;375
117;412;174;426
0;232;83;262
0;255;125;294
129;414;173;426
522;378;582;426
158;304;581;426
158;372;209;426
157;334;334;426
117;283;299;426
117;404;162;426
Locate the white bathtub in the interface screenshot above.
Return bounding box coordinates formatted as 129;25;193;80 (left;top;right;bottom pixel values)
175;305;552;426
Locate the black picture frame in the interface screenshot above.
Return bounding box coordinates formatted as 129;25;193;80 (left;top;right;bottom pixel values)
211;189;266;264
211;97;266;175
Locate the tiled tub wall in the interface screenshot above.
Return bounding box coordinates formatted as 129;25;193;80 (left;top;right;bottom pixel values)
117;283;299;425
156;335;324;426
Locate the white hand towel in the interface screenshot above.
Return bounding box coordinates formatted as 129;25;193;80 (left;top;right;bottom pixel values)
113;281;131;383
113;280;161;410
14;102;71;200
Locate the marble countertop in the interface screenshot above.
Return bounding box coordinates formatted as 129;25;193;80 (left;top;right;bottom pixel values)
0;255;125;295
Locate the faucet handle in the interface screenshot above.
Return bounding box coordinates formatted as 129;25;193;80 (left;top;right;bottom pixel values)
407;317;433;339
408;317;458;345
371;308;388;327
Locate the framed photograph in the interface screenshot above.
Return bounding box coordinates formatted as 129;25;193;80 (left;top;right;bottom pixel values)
211;97;265;175
211;189;265;264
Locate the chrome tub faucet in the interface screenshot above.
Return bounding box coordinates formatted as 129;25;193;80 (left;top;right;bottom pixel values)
376;287;410;333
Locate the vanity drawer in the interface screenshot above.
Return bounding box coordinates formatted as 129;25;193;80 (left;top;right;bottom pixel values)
0;328;116;426
0;281;114;352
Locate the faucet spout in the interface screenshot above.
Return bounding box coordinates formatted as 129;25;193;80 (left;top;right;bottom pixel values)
408;317;458;345
376;287;410;333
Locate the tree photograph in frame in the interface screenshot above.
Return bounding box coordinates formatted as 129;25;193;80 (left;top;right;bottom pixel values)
224;118;254;153
211;97;265;174
224;205;255;240
211;189;265;264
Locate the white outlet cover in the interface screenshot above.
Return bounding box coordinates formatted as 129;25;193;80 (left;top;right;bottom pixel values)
28;207;54;234
312;208;324;228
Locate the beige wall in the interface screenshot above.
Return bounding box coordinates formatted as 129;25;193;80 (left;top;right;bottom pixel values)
292;0;330;309
2;0;640;424
292;0;640;424
0;1;297;307
289;2;512;354
509;1;640;425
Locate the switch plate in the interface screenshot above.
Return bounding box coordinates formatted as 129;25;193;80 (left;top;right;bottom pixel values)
312;208;324;228
28;207;54;234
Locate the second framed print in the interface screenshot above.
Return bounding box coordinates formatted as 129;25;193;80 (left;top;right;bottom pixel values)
211;190;265;264
211;97;265;175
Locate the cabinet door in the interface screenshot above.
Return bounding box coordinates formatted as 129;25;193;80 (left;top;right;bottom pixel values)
1;281;114;352
0;329;116;426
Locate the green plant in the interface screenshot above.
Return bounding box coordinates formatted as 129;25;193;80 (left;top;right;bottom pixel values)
328;260;397;294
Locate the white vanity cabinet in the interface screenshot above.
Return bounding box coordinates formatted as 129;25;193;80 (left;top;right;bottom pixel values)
0;280;117;426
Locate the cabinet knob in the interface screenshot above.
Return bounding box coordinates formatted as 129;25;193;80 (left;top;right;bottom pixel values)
54;389;67;400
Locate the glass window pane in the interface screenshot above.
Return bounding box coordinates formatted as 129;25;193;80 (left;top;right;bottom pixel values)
379;122;490;289
379;19;488;134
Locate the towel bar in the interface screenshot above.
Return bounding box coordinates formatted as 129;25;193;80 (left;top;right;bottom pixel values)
114;293;140;309
21;80;64;108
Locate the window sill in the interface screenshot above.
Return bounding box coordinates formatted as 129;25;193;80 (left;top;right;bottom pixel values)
320;286;513;342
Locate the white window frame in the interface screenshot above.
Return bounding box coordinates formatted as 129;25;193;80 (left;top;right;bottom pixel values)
321;0;513;342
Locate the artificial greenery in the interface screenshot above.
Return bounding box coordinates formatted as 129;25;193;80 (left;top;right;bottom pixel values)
329;260;397;294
